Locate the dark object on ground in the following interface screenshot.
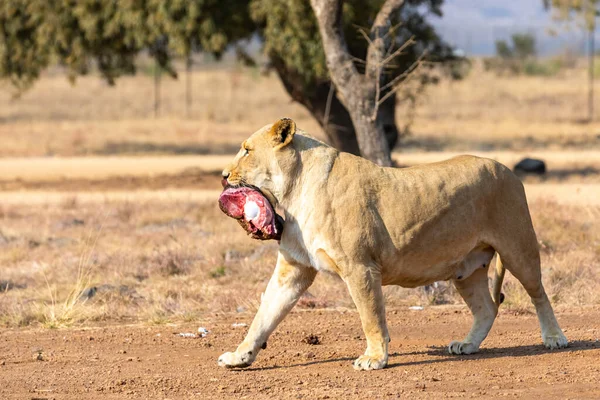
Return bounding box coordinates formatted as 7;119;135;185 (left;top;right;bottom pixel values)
302;334;321;345
514;158;546;175
0;280;26;292
81;284;138;300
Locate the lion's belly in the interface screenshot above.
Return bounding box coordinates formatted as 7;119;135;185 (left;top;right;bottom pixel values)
380;253;463;287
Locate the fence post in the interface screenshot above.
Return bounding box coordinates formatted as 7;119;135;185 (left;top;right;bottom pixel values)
589;18;595;122
154;60;161;118
186;55;192;119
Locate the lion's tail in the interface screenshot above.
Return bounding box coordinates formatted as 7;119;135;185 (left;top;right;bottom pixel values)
492;254;506;308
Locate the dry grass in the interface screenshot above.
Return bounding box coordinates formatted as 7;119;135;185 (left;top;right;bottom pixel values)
0;195;598;328
0;61;599;158
0;60;598;328
0;67;323;157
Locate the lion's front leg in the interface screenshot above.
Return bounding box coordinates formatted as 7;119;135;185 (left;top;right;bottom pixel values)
344;267;389;371
218;252;316;369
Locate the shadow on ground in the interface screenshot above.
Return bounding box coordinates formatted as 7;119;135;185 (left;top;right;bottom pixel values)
241;340;599;372
92;141;241;156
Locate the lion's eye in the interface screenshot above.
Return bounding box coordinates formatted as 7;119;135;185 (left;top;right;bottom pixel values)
243;148;250;157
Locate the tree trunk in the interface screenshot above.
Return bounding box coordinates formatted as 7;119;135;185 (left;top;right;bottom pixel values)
154;61;161;118
379;94;399;151
308;84;360;154
271;54;398;157
589;21;595;122
347;90;391;167
310;0;404;167
185;55;192;119
269;54;360;155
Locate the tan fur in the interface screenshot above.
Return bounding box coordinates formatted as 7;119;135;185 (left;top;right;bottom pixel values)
218;118;568;371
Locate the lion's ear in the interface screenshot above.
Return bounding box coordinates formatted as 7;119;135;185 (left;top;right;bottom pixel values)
269;118;296;148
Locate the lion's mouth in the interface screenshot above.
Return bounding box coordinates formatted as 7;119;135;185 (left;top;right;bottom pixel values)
218;186;283;241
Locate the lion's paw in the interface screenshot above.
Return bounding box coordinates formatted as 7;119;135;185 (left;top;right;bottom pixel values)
543;333;568;350
448;340;479;355
353;354;387;371
217;351;254;369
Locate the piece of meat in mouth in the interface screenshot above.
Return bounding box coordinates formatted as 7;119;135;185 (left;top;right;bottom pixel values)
218;186;283;241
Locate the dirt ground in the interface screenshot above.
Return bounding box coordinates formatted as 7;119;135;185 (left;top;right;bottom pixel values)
1;306;599;400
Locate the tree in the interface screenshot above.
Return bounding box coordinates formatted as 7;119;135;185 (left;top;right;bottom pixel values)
252;0;456;161
495;33;536;61
511;33;536;60
0;0;457;161
495;40;513;60
309;0;405;166
544;0;599;121
0;1;53;92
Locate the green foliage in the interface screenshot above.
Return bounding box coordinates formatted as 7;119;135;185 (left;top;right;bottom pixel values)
522;58;563;76
250;0;328;87
495;33;537;60
495;40;513;59
49;0;151;84
0;1;53;92
0;0;252;90
544;0;600;31
511;33;536;59
484;55;565;77
446;58;472;80
209;266;226;278
0;0;455;95
251;0;456;97
489;32;546;76
147;0;253;58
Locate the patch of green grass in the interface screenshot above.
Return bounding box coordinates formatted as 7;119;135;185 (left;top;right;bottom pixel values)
210;266;226;278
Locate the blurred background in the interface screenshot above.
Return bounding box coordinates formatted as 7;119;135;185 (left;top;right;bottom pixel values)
0;0;598;328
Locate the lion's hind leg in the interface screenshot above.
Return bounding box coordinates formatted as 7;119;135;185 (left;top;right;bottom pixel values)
497;250;568;350
448;266;497;355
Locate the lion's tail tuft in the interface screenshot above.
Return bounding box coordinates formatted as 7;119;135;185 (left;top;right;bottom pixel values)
493;254;506;308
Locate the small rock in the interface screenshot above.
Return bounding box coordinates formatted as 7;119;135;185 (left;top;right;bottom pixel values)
236;306;247;313
81;287;98;299
231;323;248;328
224;250;244;262
47;237;78;247
27;239;41;248
81;284;139;300
302;334;321;345
409;306;424;311
0;232;11;246
1;360;5;366
514;158;546;175
198;327;209;337
0;280;26;292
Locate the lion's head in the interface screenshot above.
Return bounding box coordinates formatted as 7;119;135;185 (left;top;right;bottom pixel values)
221;117;298;203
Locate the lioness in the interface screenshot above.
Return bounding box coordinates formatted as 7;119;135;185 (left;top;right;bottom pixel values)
218;118;568;371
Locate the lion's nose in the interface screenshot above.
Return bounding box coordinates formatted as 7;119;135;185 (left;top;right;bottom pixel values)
221;171;230;188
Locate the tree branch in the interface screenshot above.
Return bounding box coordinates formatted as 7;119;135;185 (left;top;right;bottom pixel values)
365;0;405;80
377;51;427;107
310;0;361;98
